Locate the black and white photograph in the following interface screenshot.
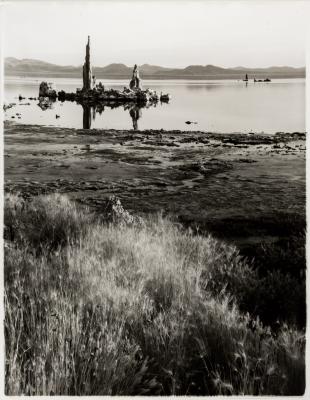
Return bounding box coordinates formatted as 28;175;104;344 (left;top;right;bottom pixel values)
1;0;308;396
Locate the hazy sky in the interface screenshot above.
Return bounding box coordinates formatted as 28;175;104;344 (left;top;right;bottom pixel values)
2;0;309;68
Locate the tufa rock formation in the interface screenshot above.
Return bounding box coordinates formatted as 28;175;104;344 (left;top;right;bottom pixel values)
100;195;144;226
129;64;141;90
83;36;92;91
39;82;57;98
39;37;170;110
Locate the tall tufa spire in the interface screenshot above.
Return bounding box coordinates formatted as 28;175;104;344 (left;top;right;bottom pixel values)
83;36;92;90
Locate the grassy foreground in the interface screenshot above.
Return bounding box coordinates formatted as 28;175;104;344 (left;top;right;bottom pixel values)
4;194;305;395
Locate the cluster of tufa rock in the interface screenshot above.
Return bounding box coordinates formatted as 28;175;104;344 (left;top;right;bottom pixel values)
39;82;57;98
39;36;170;106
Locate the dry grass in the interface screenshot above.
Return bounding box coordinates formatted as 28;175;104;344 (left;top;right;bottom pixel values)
4;194;305;395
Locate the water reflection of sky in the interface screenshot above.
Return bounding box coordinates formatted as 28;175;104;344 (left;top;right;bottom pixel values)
4;77;305;133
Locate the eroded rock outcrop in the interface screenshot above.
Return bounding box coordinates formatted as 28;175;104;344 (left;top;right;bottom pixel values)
39;82;57;98
100;195;144;226
129;64;142;90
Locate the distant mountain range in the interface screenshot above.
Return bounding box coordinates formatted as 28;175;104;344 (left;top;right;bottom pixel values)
5;57;305;79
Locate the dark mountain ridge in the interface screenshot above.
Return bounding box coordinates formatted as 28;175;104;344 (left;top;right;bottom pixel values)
4;57;305;79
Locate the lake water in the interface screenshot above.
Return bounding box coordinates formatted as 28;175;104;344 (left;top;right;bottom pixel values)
4;76;305;133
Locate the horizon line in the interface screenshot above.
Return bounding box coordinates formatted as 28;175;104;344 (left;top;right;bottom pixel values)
4;56;306;71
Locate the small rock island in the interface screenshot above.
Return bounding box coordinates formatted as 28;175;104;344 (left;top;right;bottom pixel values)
39;36;171;106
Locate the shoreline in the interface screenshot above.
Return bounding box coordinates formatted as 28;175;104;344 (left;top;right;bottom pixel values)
4;120;306;256
3;120;307;137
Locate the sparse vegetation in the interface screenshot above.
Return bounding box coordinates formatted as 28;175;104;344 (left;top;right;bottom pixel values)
4;194;305;395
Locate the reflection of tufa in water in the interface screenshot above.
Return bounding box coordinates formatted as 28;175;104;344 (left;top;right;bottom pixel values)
37;97;55;110
82;104;92;129
81;101;152;130
129;105;142;130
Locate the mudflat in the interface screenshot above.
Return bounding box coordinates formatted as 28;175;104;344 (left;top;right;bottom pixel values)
4;121;306;253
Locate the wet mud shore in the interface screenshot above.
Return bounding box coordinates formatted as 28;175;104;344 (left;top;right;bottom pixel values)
4;121;306;255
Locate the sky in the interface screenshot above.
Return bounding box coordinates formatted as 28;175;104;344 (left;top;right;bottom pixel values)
1;0;309;68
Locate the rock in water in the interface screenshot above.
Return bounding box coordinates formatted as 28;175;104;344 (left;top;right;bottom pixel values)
39;82;57;98
3;102;16;111
129;64;142;90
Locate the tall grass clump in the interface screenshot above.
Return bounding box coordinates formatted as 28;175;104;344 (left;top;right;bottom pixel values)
4;193;92;250
4;194;305;395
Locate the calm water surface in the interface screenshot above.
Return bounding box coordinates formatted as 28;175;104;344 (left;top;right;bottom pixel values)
4;77;305;133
